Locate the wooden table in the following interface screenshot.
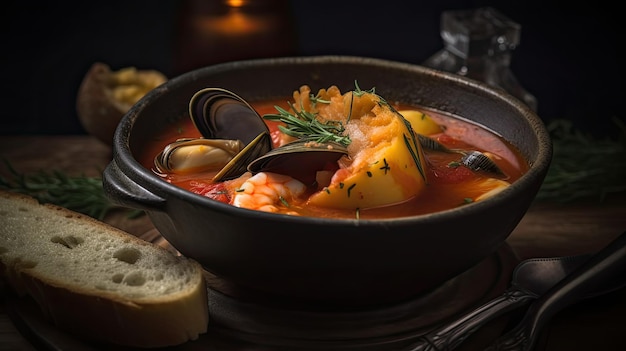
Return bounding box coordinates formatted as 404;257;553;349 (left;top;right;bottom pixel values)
1;135;625;350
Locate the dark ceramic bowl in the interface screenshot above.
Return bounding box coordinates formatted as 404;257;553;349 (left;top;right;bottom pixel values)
103;56;551;307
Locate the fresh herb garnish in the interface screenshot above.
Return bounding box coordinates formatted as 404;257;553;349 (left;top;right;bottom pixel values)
353;81;375;96
402;122;426;181
0;160;142;220
278;195;290;207
309;95;330;104
263;102;351;146
262;82;380;147
347;183;356;197
379;158;391;174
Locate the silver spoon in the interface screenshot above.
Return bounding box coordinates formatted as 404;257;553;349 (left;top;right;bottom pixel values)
484;230;626;351
405;254;588;350
406;234;626;351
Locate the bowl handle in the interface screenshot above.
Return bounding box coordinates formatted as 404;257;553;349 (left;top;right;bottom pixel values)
102;160;166;212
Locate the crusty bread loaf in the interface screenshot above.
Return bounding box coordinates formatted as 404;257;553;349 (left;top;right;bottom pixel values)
76;62;167;146
0;190;208;348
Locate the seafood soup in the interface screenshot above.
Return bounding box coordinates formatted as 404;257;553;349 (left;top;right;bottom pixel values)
138;85;529;219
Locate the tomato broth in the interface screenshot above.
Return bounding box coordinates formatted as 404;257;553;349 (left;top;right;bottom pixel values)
138;98;529;219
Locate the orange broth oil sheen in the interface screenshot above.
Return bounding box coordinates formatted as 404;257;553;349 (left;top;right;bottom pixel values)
139;98;529;219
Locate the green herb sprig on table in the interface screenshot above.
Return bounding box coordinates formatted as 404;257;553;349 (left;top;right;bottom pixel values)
0;160;142;220
536;117;626;202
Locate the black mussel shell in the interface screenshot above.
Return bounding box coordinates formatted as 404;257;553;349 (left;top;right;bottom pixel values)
247;139;348;184
460;150;505;176
189;87;272;147
213;132;273;182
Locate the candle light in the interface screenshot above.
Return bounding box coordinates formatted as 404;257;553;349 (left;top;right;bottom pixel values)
196;3;268;37
173;0;297;75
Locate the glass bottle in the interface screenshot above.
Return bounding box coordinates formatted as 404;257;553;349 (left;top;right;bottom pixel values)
423;7;537;111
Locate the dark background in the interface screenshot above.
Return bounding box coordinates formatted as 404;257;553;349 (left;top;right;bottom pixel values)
2;0;623;138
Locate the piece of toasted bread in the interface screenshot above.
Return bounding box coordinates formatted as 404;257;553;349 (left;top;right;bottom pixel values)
0;190;208;348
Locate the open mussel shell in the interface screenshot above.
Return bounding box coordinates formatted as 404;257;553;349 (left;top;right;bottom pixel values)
213;132;273;182
187;87;349;184
248;139;349;184
418;134;505;177
188;87;274;181
189;87;272;147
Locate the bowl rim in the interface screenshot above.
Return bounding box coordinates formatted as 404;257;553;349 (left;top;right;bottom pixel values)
113;55;552;226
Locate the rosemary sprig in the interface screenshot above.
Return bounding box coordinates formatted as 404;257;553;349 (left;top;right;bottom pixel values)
263;101;352;146
0;160;142;220
535;117;626;202
262;83;382;147
352;80;376;97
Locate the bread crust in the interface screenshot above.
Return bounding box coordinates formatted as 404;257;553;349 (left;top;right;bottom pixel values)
0;190;208;348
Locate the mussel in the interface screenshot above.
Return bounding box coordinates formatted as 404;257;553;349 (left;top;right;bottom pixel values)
248;139;348;184
154;87;349;183
153;137;244;175
418;134;505;177
459;150;505;176
190;87;272;146
214;132;273;181
189;87;273;181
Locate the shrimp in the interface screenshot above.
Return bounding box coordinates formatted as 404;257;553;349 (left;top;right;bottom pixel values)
231;172;306;214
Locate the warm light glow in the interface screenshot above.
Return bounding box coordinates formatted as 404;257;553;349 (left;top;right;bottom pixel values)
197;9;262;36
226;0;247;8
192;0;275;39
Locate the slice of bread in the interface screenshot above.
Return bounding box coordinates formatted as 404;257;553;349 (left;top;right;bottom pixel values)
0;190;208;348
